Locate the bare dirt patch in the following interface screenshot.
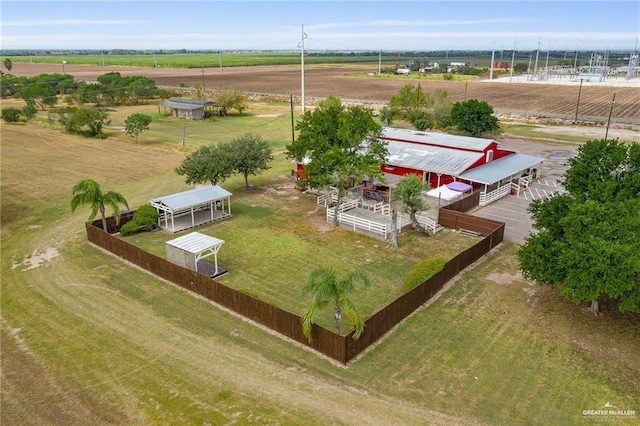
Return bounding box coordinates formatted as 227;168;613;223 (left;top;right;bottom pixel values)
12;247;59;271
487;271;522;285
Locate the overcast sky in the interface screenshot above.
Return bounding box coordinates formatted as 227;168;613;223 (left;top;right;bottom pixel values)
1;1;639;52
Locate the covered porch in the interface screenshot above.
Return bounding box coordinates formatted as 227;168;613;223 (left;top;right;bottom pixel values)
149;185;232;233
459;154;543;206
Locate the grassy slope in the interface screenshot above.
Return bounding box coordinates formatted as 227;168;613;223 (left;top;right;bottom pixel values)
2;105;639;424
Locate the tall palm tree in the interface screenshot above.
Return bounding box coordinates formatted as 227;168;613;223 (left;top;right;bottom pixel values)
71;179;129;232
301;267;371;342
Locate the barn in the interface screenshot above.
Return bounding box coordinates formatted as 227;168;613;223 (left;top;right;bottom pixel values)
296;127;543;206
379;128;543;205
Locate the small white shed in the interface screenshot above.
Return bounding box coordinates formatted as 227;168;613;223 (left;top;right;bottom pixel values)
165;232;225;276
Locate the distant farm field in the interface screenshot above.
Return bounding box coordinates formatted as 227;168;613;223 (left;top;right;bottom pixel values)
4;51;571;69
8;61;640;124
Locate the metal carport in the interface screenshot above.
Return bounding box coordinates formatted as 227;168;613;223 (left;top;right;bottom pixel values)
149;185;232;233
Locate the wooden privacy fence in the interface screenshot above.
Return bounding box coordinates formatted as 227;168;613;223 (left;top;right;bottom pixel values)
87;208;504;365
443;190;481;213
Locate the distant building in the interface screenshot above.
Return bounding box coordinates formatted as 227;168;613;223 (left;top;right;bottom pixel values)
158;98;226;120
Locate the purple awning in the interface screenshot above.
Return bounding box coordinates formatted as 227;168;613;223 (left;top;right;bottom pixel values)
447;181;473;193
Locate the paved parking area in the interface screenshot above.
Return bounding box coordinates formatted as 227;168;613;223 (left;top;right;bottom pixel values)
473;177;563;243
472;139;578;244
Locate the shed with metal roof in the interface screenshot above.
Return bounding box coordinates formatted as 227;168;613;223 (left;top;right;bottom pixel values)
158;98;225;120
165;232;226;276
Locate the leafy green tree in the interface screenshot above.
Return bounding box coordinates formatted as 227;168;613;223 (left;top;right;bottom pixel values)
71;179;129;232
407;109;434;131
518;140;640;314
396;174;429;233
29;73;78;95
124;113;152;143
389;83;433;116
215;86;247;114
1;107;21;123
74;82;110;106
431;90;453;128
286;96;387;225
301;267;371;341
0;72;28;98
562;138;640;203
22;101;37;120
513;63;528;73
59;107;110;136
20;83;57;110
3;58;12;72
379;105;398;126
450;99;499;136
228;133;273;189
94;72;158;106
124;76;159;104
175;144;235;186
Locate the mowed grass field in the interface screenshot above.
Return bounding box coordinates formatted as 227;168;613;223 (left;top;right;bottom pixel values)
2;100;639;424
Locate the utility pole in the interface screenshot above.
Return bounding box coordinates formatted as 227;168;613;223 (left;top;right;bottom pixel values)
378;50;382;75
533;37;541;77
290;94;295;143
219;50;222;70
544;42;550;81
300;24;307;113
509;38;517;83
489;40;496;80
574;78;584;121
604;93;616;141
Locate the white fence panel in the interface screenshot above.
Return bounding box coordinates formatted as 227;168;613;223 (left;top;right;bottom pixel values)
480;183;511;206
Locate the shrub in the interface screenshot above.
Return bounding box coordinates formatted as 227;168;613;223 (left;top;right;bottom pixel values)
408;109;434;131
22;102;37;120
215;87;247;114
120;204;159;236
403;256;447;293
2;107;21;123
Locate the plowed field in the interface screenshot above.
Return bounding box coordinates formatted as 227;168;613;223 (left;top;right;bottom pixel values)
10;63;640;123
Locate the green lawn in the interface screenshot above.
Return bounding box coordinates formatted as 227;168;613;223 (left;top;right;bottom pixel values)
125;176;477;331
2;98;638;425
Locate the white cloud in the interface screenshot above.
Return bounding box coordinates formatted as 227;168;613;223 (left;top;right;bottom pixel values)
3;19;151;27
305;17;523;32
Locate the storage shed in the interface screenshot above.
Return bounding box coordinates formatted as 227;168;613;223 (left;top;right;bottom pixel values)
157;98;225;120
149;185;232;233
165;232;225;277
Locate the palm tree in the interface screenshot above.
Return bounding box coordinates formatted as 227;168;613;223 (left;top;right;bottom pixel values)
301;267;371;342
71;179;129;232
